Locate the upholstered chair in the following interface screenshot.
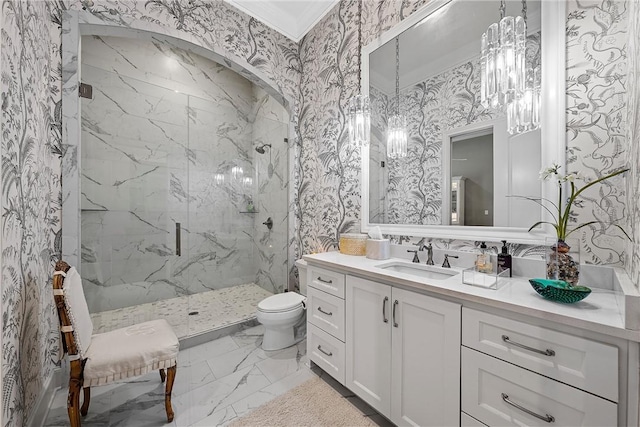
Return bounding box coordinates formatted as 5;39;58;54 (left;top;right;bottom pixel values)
52;260;179;426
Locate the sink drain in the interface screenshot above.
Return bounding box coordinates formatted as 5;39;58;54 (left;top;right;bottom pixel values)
188;311;199;316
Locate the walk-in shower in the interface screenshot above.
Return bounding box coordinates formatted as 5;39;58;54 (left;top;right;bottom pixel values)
76;35;290;339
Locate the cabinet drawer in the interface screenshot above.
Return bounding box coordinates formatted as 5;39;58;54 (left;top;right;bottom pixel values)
462;347;617;427
308;323;345;385
462;308;618;401
461;412;488;427
307;287;345;341
308;266;345;298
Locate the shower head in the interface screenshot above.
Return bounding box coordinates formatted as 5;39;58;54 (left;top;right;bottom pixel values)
255;143;271;154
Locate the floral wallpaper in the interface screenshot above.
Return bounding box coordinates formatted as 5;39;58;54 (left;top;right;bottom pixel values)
3;0;301;425
565;0;629;266
0;0;636;425
296;0;428;254
1;1;61;426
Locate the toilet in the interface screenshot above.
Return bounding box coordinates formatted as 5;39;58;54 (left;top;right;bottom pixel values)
256;260;308;351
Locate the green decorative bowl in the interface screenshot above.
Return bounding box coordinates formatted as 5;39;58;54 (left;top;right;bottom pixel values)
529;278;591;304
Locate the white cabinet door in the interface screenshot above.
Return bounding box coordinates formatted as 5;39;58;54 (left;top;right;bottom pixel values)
346;276;392;418
390;288;461;427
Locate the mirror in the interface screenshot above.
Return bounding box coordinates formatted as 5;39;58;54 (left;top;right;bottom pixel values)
361;0;566;243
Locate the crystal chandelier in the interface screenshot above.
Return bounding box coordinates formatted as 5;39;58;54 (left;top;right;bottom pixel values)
481;0;526;109
387;36;407;159
481;0;539;135
348;0;370;146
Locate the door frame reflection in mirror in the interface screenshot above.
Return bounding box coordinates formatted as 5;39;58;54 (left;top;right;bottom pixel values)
442;118;513;228
360;0;566;244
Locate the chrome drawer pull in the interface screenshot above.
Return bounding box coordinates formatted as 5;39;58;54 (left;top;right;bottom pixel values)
317;306;333;316
501;393;555;423
382;297;389;323
317;345;333;357
392;300;399;327
316;276;333;284
502;335;555;356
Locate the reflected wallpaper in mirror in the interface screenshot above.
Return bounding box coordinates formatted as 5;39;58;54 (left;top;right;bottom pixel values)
368;0;542;227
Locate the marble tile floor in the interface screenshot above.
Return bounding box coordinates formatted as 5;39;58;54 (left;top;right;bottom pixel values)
43;324;393;427
90;284;274;339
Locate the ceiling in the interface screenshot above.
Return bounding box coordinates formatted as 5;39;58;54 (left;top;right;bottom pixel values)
224;0;339;42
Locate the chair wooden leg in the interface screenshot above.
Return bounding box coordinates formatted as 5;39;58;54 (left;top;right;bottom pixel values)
160;368;166;383
80;387;90;416
67;360;84;427
165;366;177;422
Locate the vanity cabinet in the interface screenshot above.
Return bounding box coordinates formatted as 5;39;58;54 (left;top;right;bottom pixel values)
306;266;347;384
461;308;619;426
304;254;638;427
346;276;461;426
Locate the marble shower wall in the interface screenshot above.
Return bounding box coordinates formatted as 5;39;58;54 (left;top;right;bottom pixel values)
297;0;631;263
626;0;640;289
1;1;61;426
251;84;290;294
79;35;289;312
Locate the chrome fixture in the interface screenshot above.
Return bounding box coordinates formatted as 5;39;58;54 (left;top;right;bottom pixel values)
387;36;408;159
481;0;539;135
407;249;420;263
255;143;271;154
442;254;458;268
422;243;434;265
348;0;370;147
262;217;273;230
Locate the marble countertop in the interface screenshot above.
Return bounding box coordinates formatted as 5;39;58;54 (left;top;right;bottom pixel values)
303;252;640;342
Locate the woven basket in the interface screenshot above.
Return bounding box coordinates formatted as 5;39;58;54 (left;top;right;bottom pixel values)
339;234;367;256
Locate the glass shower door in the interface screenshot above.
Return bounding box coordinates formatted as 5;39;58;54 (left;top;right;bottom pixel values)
79;60;191;334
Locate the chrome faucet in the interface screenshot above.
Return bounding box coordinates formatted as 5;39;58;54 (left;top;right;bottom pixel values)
442;254;459;268
422;243;434;265
407;249;420;263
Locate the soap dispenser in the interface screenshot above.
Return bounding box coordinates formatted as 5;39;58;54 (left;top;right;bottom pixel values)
476;242;491;273
497;240;512;277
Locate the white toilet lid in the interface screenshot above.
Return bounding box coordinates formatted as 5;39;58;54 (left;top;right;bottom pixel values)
258;292;305;313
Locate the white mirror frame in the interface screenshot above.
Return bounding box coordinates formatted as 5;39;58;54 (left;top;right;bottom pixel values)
360;0;566;244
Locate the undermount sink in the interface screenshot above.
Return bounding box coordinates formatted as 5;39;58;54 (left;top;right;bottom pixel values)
375;261;459;280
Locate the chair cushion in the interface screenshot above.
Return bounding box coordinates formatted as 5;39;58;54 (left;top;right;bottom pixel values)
62;267;93;359
83;319;179;387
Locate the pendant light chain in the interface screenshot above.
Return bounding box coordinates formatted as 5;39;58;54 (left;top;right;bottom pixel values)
347;0;370;147
357;0;363;89
521;0;527;24
395;36;400;116
499;0;506;19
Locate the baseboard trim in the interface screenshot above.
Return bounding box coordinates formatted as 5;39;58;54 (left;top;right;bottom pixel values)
27;366;65;427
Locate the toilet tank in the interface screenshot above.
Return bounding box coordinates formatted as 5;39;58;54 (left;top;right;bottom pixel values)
295;259;308;296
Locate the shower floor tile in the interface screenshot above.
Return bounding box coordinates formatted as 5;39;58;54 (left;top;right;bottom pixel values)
90;283;273;339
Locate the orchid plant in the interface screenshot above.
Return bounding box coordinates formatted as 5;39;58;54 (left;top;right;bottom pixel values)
524;163;630;241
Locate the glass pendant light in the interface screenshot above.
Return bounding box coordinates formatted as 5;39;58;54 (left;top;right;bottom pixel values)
481;0;527;110
506;1;541;135
348;0;370;146
387;36;408;159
